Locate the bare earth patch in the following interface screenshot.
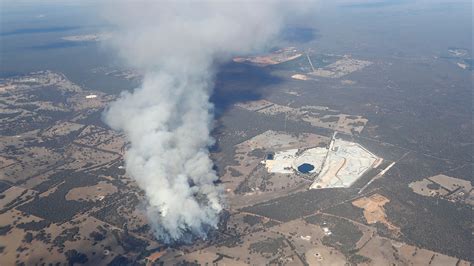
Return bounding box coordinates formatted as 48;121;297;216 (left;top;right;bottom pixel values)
66;181;118;202
352;194;399;233
409;174;473;206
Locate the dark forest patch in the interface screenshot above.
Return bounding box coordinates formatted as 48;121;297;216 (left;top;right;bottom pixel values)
18;172;101;223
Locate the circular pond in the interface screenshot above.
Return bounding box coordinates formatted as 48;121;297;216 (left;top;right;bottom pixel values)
297;163;315;173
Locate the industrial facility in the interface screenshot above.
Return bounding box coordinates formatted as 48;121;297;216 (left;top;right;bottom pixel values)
263;133;382;189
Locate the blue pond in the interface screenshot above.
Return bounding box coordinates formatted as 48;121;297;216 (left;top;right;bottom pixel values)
297;163;315;173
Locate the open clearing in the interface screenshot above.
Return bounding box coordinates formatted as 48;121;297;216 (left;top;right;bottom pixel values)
409;174;473;206
352;193;399;233
233;47;302;67
65;181;118;202
236;100;368;134
309;56;372;78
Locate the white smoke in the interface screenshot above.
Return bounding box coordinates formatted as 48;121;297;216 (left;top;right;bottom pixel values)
103;0;313;242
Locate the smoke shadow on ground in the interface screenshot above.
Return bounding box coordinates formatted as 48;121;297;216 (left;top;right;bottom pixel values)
280;26;320;43
210;62;283;117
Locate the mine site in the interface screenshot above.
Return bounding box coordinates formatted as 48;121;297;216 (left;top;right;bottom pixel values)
1;1;473;265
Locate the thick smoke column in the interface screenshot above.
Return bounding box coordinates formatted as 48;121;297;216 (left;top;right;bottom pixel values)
103;1;309;242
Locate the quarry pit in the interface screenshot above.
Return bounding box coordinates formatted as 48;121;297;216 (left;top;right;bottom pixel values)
263;133;382;189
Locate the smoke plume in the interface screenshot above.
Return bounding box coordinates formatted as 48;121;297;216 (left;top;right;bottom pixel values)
103;0;311;242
